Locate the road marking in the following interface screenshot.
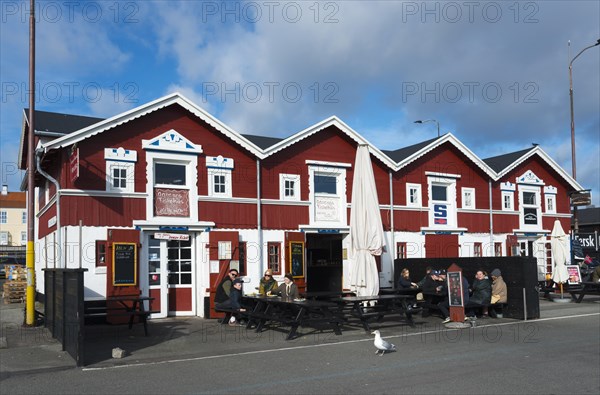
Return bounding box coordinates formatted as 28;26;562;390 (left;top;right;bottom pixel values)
82;311;600;372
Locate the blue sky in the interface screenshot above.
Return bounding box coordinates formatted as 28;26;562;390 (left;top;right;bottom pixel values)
1;0;599;204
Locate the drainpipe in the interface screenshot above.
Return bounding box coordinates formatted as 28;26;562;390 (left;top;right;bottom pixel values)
389;170;395;282
489;179;494;255
36;148;62;268
256;159;263;274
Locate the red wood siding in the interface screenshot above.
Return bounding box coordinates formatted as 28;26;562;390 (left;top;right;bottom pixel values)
199;201;257;228
61;196;145;227
262;204;309;229
393;210;429;231
169;288;192;311
493;214;520;233
425;234;459;258
457;212;490;232
38;204;57;238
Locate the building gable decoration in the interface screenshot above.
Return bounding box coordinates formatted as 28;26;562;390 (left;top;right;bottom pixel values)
104;147;137;162
142;129;203;155
500;181;516;191
544;185;557;195
206;155;234;169
517;170;544;186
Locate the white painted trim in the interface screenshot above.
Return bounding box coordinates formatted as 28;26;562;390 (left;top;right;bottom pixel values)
461;187;476;209
261;199;311;206
406;183;422;207
198;196;257;204
425;171;462;179
420;227;468;233
60;189;147;198
207;167;232;198
307;165;348;228
279;174;301;201
305;159;352;168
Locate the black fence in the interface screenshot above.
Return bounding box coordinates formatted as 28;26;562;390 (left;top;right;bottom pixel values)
43;268;86;366
393;256;540;320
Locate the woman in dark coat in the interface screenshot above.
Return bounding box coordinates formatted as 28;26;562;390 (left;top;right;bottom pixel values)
470;270;492;304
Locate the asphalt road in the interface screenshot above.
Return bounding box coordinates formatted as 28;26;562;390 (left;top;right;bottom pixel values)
2;304;599;394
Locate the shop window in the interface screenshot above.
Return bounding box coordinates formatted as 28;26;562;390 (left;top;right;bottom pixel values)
218;241;232;260
396;242;407;259
474;242;482;257
96;240;107;267
494;242;502;257
267;242;281;274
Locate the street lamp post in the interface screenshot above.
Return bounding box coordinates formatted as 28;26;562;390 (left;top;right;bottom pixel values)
414;119;440;137
568;38;600;235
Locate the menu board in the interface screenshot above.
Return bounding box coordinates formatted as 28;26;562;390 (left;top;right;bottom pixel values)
447;271;464;307
289;241;304;278
566;265;582;285
113;243;137;286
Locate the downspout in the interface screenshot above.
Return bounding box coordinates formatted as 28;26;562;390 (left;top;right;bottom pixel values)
389;170;395;283
36;148;62;268
489;179;494;255
256;159;263;274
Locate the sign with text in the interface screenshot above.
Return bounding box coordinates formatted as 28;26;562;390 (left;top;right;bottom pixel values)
154;188;190;217
289;241;305;278
447;271;464;307
566;265;582;285
154;233;190;241
113;243;137;286
315;196;338;221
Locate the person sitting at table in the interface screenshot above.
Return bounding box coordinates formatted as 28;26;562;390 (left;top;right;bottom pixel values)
417;266;433;288
258;269;278;295
398;268;418;289
489;268;507;317
398;268;419;308
592;266;600;283
422;270;446;317
215;277;246;326
268;273;299;299
215;269;239;305
467;270;492;317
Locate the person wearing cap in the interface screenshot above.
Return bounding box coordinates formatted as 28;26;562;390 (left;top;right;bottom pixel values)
269;273;299;299
258;269;278;295
215;277;247;326
490;269;507;303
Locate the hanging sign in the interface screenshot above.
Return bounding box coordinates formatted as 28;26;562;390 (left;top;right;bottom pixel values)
154;233;190;241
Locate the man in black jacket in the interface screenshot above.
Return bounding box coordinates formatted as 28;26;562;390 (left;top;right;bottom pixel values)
215;269;239;304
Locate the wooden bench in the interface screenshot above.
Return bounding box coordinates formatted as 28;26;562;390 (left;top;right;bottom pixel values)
214;306;250;325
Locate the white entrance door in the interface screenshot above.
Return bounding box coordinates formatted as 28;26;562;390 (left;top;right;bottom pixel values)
148;234;195;317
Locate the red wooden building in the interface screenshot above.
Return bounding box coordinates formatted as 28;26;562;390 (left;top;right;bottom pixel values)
19;93;583;318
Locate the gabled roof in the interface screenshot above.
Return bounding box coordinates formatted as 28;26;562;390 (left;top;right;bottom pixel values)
262;116;397;169
382;136;441;162
487;145;582;191
31;92;584;193
42;93;264;158
241;134;284;150
25;109;104;135
483;147;534;173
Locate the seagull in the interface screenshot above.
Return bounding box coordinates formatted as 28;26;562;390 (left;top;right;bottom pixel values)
372;330;396;356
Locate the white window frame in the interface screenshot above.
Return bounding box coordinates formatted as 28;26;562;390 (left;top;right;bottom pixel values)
0;232;8;245
502;191;514;211
427;175;457;228
22;211;27;224
218;241;232;259
21;231;27;245
462;187;476;209
104;147;137;193
307;163;348;227
518;185;542;231
280;174;301;201
207;168;232;198
145;151;199;222
545;194;556;214
0;211;6;224
406;183;422;207
106;162;135;192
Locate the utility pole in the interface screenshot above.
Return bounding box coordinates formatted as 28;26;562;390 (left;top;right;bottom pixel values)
26;0;36;326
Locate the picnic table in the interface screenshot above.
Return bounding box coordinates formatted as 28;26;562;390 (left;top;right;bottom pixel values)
334;294;414;332
85;294;157;336
242;295;343;340
570;281;600;303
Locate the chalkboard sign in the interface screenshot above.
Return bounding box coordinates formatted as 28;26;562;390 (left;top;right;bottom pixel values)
289;241;304;278
447;271;464;307
113;243;137;286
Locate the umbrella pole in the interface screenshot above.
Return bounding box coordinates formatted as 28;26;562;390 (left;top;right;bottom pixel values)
560;283;564;299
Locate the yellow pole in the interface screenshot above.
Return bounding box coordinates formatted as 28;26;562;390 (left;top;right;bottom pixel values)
26;241;35;324
25;0;36;326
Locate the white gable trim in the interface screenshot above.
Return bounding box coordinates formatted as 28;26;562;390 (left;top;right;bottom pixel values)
495;146;582;190
142;129;203;154
42;92;264;158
